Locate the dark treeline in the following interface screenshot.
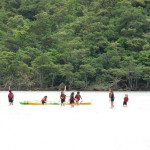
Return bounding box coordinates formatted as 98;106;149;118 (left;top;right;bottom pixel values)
0;0;150;91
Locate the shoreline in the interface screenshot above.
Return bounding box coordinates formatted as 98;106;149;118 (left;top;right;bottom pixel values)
0;89;149;92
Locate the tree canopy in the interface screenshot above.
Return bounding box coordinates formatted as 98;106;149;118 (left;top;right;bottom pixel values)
0;0;149;90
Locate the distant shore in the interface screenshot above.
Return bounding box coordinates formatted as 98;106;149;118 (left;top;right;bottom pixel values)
0;87;149;91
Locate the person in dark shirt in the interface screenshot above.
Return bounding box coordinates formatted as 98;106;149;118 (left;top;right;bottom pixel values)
60;91;66;106
109;89;115;108
70;92;75;108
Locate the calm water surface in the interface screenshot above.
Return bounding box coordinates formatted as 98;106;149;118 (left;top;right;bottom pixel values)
0;91;149;108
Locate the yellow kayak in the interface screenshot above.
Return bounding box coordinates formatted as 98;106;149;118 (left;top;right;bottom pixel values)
66;102;92;105
20;101;92;105
28;101;52;105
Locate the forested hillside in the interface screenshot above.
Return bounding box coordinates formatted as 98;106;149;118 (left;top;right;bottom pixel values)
0;0;150;91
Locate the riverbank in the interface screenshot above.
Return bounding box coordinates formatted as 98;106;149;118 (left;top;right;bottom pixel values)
0;87;149;91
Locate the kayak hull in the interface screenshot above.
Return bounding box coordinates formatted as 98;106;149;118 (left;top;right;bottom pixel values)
19;101;92;105
66;102;92;105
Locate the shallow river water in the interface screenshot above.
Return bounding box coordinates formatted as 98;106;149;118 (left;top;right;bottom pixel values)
0;91;150;150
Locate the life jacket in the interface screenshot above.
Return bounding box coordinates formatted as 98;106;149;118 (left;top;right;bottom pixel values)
75;94;81;100
70;95;74;101
42;97;47;101
9;93;14;98
61;94;66;100
124;97;128;102
109;92;114;98
112;92;114;98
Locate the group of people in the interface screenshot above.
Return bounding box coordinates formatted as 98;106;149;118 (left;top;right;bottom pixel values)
60;91;82;107
109;89;129;108
41;91;82;107
8;89;129;108
42;89;129;108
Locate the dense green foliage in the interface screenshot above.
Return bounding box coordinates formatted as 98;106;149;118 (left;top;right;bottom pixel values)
0;0;150;90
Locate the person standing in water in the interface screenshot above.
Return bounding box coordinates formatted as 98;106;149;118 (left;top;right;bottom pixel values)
75;91;82;105
41;96;47;105
70;92;75;108
109;89;115;108
123;94;129;107
60;91;66;106
8;90;14;105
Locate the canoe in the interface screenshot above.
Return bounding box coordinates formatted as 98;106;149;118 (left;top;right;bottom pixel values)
19;101;92;105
